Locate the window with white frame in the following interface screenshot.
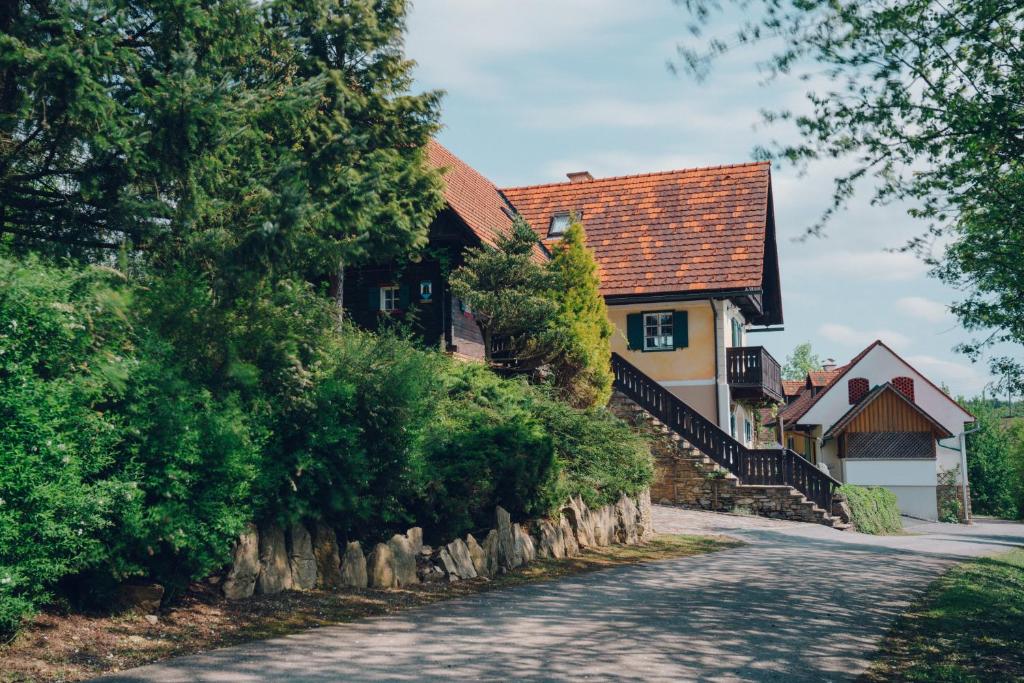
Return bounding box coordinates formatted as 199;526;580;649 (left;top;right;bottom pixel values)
729;412;737;438
744;418;753;445
643;312;673;351
380;285;399;312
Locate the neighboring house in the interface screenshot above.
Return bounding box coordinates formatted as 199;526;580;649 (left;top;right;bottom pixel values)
504;162;785;441
773;341;975;520
348;142;787;438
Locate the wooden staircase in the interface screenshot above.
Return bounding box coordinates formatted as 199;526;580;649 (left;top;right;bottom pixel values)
610;353;850;530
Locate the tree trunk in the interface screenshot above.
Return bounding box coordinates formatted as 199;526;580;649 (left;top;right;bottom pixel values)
333;258;344;328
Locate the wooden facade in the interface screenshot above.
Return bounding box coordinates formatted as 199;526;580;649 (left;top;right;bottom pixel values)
842;388;940;434
343;207;488;360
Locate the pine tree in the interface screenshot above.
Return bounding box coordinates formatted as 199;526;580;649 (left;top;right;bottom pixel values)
449;217;557;366
548;216;614;408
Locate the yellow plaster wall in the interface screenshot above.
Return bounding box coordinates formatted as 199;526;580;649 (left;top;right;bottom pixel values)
608;301;716;382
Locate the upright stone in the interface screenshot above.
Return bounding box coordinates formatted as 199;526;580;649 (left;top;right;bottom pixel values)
512;524;536;565
287;523;317;590
597;505;618;546
636;489;654;541
616;493;640;545
535;519;565;559
466;534;488;577
567;496;596;547
255;525;292;595
406;527;424;555
495;506;518;571
560;515;580;557
223;523;260;600
387;533;419;586
312;523;343;589
482;529;501;576
443;538;478;579
367;542;397;588
340;541;368;588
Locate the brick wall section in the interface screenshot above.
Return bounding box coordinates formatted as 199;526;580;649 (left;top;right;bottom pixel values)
610;391;848;529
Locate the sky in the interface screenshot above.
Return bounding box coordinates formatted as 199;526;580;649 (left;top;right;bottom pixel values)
404;0;1009;398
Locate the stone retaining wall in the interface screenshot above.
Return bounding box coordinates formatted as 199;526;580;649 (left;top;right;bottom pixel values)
221;490;654;600
610;391;845;528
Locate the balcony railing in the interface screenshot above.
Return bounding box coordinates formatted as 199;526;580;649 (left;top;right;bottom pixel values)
726;346;784;403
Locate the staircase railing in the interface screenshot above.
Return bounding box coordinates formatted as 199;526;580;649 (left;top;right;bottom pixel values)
611;352;840;511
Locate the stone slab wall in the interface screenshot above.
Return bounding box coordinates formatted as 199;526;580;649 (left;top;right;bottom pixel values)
611;390;841;528
221;490;653;600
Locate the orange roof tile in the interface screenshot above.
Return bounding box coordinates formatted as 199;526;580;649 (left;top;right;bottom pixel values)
426;140;515;249
782;380;805;397
502;162;772;297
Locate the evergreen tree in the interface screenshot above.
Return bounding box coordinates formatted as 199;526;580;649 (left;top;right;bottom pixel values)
449;217;557;367
549;216;614;408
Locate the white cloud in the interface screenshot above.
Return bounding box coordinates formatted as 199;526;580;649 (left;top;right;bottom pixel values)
895;296;950;323
818;323;911;350
789;250;928;282
406;0;660;93
523;98;756;131
905;355;987;395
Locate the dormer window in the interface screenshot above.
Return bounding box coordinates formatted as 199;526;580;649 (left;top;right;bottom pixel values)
548;212;570;237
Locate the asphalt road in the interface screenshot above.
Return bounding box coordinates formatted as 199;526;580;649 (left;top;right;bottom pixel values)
100;507;1024;682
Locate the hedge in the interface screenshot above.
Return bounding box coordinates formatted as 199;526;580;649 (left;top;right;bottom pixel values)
839;484;903;535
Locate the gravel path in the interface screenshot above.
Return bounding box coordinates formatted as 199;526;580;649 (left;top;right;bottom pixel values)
101;507;1024;682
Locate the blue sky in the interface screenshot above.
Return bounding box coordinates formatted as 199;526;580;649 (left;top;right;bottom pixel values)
405;0;1006;398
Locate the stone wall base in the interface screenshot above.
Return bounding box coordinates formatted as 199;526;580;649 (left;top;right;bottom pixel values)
610;391;847;529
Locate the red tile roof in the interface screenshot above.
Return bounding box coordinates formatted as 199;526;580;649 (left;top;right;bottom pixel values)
782;380;805;397
808;368;844;387
426;141;536;256
501;162;772;297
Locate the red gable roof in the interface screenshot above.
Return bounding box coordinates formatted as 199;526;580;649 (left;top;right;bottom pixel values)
501;162;772;298
426;140;522;251
782;380;805;397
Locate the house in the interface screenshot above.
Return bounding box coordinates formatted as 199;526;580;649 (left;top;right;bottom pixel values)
774;341;975;520
346;141;787;443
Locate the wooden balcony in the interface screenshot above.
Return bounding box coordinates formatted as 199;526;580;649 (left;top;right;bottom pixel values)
726;346;784;403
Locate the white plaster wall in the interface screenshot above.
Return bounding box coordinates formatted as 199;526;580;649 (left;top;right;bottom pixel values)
818;437;841;479
844;458;937;487
880;486;938;521
800;344;973;436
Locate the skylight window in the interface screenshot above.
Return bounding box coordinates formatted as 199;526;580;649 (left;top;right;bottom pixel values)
548;213;570;236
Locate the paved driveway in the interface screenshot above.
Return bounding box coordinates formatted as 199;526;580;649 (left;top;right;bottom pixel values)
102;507;1024;682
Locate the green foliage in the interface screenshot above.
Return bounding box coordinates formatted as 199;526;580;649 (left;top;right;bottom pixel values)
674;0;1024;392
548;218;615;408
449;217;557;366
782;342;822;381
0;257;133;635
963;399;1018;518
839;484;902;535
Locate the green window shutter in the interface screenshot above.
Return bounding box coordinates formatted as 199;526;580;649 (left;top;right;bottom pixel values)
367;286;379;311
673;311;689;349
398;284;410;309
626;313;644;351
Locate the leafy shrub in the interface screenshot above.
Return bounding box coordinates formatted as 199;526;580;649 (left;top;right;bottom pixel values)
839;484;903;535
258;327;444;542
0;258;134;635
106;333;263;596
538;397;653;510
419;364;559;541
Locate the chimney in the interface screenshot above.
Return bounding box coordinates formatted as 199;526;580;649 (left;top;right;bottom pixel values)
822;358;837;372
567;171;593;183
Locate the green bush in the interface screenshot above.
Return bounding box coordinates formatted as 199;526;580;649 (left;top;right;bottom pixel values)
419;363;559;541
839;484;903;535
0;258;134;635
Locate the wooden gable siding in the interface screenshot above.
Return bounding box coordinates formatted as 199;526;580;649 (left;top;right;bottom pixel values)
844;389;938;434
